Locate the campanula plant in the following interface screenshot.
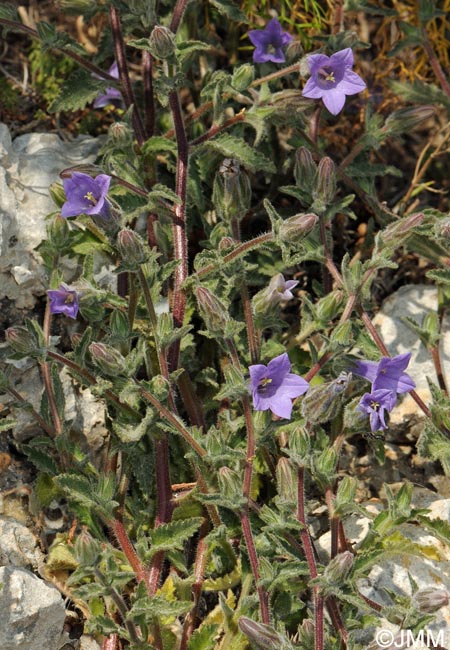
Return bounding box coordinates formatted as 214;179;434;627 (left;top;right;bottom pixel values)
1;1;450;650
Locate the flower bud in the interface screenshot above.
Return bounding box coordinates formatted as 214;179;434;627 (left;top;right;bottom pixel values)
218;467;242;500
195;286;229;335
218;236;235;251
279;213;318;242
294;147;317;189
302;372;351;424
316;290;344;322
5;327;36;355
70;332;83;348
48;183;67;209
276;457;297;503
412;587;449;613
383;105;435;136
148;25;176;59
324;551;354;585
382;212;425;243
212;159;252;222
109;310;130;342
297;619;315;646
232;63;255;92
284;39;303;63
436;217;450;240
313;157;336;209
109;121;132;144
47;213;70;248
315;447;338;485
74;527;101;566
89;342;126;376
238;617;285;650
116;228;148;270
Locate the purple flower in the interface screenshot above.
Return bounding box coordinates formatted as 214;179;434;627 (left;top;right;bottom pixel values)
248;18;293;64
249;352;309;419
47;283;80;319
302;48;366;115
357;389;396;432
267;273;298;304
93;62;123;109
353;353;415;395
61;172;112;219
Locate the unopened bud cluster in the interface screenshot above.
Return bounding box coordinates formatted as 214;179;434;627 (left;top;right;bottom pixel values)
116;228;148;270
195;286;229;335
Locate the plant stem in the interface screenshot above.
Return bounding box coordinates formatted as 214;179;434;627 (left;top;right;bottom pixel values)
196;232;274;279
6;386;57;438
297;467;324;650
167;90;189;372
45;350;141;420
421;28;450;100
137;384;207;458
226;338;270;623
170;0;191;32
110;519;147;583
179;519;210;650
40;289;62;438
94;568;142;645
0;18;117;80
109;6;146;147
142;50;155;138
189;110;246;146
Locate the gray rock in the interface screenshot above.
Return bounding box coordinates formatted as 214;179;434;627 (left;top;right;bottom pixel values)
0;565;66;650
371;284;450;423
79;636;102;650
0;517;42;568
0;123;102;308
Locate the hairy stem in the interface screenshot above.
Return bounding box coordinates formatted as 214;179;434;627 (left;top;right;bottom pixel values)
297;467;323;650
109;6;146;146
167;90;189;371
142;50;156;139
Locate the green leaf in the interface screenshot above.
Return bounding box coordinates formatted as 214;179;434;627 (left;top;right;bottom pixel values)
148;518;203;554
142;136;178;156
49;69;110;113
129;595;192;619
188;624;220;650
23;446;59;475
0;3;19;20
389;79;450;110
209;0;249;23
0;418;16;432
56;474;97;508
201;134;276;173
417;515;450;546
37;21;86;55
177;41;212;64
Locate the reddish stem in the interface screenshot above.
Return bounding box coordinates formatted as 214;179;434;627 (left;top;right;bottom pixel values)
297;467;324;650
110;519;147;583
109;6;146;146
167;90;189;371
142;50;155;139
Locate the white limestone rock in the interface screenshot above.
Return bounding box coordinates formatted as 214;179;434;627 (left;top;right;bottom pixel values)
371;284;450;423
0;123;102;308
0;517;42;568
0;566;66;650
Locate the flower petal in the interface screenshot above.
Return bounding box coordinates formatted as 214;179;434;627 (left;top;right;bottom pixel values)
329;48;354;68
279;374;309;398
339;70;366;95
302;77;325;99
321;89;346;115
267;353;291;379
307;53;330;75
269;394;293;419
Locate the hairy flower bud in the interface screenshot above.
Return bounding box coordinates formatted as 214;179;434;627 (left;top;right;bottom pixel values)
313;157;336;209
218;236;235;251
238;617;285;650
218;467;242;500
212;158;252;222
383;105;435;136
436;217;450;240
412;587;449;613
324;550;354;584
232;63;255;91
89;342;126;376
109;121;132;144
48;183;67;209
302;372;351;424
279;213;318;242
148;25;176;59
74;527;101;566
116;228;148;270
5;327;36;355
276;457;297;502
316;290;344;322
48;214;70;248
382;212;425;243
195;286;229;334
294;147;317;189
297;619;315;646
